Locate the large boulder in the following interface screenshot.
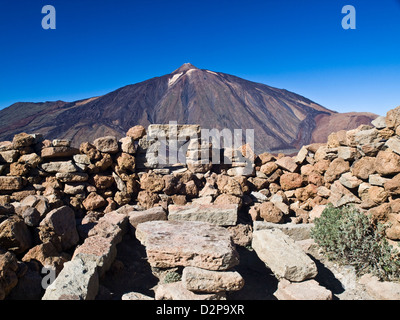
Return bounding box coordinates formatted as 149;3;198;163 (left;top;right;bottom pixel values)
252;229;318;282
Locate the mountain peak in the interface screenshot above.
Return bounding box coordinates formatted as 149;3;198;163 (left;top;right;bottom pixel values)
172;63;198;74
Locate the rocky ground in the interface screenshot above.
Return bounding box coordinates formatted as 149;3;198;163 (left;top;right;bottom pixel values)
1;107;400;300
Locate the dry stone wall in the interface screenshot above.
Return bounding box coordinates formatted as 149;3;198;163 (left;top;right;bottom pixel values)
1;106;400;300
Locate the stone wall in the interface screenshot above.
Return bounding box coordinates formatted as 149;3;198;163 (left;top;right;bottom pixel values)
1;105;400;300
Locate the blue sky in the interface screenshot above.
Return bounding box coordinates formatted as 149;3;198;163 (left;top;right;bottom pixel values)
0;0;399;116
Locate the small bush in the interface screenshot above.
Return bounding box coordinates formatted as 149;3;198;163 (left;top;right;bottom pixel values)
163;271;182;284
311;204;400;281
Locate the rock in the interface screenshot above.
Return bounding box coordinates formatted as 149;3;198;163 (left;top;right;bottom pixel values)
0;150;19;163
41;161;77;173
79;142;101;161
0;250;19;299
227;165;254;177
216;175;243;196
140;172;165;193
22;242;69;275
295;146;308;164
324;158;350;183
137;191;160;209
171;194;187;205
9;162;29;176
249;191;268;203
214;194;242;208
339;172;362;189
126;125;146;140
155;281;226;300
128;206;167;228
92;174;114;190
12;133;35;148
337;146;358;161
168;203;238;226
252;221;313;241
295;184;318;202
309;205;326;222
182;267;244;293
0;215;32;253
384;173;400;195
73;154;91;165
354;128;379;146
6;267;43;300
82;192;107;211
187;160;213;174
73;235;117;277
227;224;252;247
280;173;302;191
136;220;239;271
329;181;361;207
116;152;135;172
39;206;79;251
385;106;400;129
257;152;274;165
275;156;298;173
41;146;79;158
183;180;199;198
94;153;113;171
20;206;41;227
369;174;389;187
372;116;386;129
385;137;400;155
314;146;337;162
0;176;23;191
351;157;376;180
252;229;318;282
375;151;400;176
121;292;153;300
114;191;131;206
64;183;85;195
93;136;119;154
42;255;99;300
119;136;136;154
368;186;388;205
260;162;278;175
258;202;284;224
359;274;400;300
274;279;332;300
88;213;127;246
55;172;89;182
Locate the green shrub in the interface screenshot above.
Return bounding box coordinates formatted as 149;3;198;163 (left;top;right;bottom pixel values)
311;204;400;281
163;271;182;284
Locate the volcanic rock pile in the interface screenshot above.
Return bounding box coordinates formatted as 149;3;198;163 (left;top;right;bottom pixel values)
1;106;400;300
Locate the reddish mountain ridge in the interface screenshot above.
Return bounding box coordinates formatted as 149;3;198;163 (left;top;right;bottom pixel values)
0;64;377;153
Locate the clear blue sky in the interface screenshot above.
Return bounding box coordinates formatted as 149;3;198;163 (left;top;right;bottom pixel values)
0;0;399;116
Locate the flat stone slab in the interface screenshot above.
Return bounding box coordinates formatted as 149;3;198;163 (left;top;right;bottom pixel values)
42;255;99;300
253;221;314;241
274;279;332;300
155;282;226;300
136;220;239;271
168;203;238;226
128;206;167;228
182;266;244;293
252;229;318;282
